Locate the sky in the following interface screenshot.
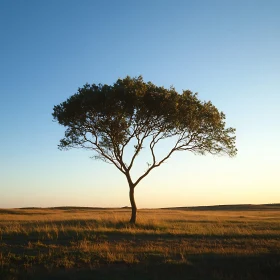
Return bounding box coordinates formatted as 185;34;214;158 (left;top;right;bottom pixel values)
0;0;279;208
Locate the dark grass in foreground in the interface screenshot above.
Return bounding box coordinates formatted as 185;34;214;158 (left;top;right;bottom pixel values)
0;205;280;279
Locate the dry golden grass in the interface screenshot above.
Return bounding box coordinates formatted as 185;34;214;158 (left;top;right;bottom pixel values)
0;207;280;279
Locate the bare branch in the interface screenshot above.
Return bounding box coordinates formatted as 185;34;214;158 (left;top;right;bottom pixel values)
82;133;126;174
127;131;149;171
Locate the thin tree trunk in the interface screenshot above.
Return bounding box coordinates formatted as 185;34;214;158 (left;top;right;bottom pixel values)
129;186;137;224
125;173;137;224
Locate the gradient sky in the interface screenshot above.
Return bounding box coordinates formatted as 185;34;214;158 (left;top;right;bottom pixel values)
1;0;279;208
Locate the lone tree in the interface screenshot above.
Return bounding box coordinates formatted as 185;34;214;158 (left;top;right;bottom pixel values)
53;76;237;223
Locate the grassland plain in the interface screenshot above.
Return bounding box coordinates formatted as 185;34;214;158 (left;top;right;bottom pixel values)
0;205;280;280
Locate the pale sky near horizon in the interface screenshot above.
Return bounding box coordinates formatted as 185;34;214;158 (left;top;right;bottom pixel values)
0;0;279;208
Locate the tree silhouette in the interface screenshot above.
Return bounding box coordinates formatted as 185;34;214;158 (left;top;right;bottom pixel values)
53;76;237;223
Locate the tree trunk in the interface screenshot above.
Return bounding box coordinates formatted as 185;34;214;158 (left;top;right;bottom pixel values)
129;186;137;224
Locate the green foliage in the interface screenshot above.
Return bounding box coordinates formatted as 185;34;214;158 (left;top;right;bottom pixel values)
53;76;237;182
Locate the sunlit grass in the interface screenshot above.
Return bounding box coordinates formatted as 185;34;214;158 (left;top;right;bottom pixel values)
0;207;280;279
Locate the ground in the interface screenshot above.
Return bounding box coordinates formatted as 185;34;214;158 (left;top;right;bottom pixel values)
0;205;280;279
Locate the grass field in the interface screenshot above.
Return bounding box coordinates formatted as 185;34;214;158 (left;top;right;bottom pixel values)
0;205;280;279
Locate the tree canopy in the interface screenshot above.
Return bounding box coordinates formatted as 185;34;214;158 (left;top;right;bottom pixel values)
53;76;237;223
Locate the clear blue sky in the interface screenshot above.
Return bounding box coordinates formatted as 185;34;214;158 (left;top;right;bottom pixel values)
1;0;279;208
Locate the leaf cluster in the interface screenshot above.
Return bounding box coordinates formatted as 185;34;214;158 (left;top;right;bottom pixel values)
53;76;237;182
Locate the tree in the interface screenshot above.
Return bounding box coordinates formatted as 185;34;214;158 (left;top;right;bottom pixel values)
52;76;237;224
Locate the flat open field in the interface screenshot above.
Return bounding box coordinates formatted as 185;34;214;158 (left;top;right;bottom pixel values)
1;205;280;279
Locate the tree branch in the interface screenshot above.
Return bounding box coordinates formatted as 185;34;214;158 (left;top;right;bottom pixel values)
83;133;126;174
